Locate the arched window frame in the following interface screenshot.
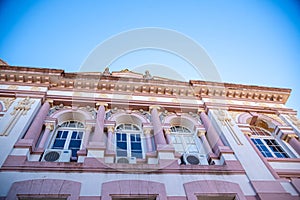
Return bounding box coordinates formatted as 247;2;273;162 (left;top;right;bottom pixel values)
49;120;85;160
115;123;145;159
250;126;290;158
170;125;200;154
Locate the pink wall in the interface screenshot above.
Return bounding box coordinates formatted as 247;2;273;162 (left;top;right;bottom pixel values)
6;179;81;200
101;180;167;200
183;180;246;200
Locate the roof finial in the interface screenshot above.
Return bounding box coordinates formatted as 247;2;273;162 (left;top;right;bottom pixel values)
143;70;152;80
103;67;111;76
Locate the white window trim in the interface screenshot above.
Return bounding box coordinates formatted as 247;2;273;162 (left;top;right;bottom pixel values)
48;120;85;159
115;123;145;159
170;125;200;154
250;126;290;158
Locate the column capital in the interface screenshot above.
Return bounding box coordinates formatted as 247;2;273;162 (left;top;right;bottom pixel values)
107;125;115;133
143;127;152;135
45;99;54;107
85;124;93;132
149;105;161;112
45;122;54;130
197;108;205;114
282;133;299;142
163;128;171;135
242;131;252;137
197;130;206;137
96;102;108;109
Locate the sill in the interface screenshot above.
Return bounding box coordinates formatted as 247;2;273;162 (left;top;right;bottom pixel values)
1;155;245;175
266;158;300;162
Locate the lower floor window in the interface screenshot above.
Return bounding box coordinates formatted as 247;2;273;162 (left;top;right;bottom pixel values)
251;138;289;158
116;132;143;158
115;124;144;159
52;129;83;159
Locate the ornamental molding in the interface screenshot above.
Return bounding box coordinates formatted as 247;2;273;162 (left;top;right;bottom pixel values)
1;97;34;136
0;66;291;103
0;97;15;111
287;114;300;129
214;109;243;145
11;97;34;116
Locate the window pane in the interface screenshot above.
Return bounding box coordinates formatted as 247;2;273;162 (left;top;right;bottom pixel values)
261;146;269;152
71;131;77;139
130;134;135;142
53;140;65;149
124;124;131;130
77;132;83;139
117;142;127;150
70;148;79;157
117;150;127;157
122;133;127;141
131;151;143;158
116;133;121;141
56;131;63;138
62;131;68;138
132;125;139;130
264;139;289;158
69;140;81;148
251;138;273;158
264;152;273;158
131;143;142;150
116;133;127;141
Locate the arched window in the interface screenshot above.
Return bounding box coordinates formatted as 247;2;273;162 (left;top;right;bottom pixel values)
115;123;143;158
170;125;199;154
250;126;289;158
51;120;84;160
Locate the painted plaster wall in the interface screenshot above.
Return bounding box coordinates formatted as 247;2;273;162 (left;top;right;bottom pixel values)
208;109;275;180
0;172;255;197
0;98;41;166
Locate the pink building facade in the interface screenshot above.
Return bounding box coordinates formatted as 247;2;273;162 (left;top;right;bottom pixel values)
0;60;300;199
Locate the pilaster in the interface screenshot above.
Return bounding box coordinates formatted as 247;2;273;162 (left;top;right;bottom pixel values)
0;97;41;166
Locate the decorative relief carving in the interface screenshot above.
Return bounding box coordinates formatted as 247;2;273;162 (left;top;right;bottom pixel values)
228;111;243;123
282;133;299;143
107;126;115;133
187;112;202;124
143;70;153;80
215;109;243;145
45;123;54;131
197;130;206;137
143;128;152;135
1;97;34;136
287;114;300;129
103;67;111;76
7;85;18;90
264;114;286;126
0;97;15;111
30;86;40;91
138;109;152;121
11;97;34;115
148;97;157;101
47;104;97;119
216;109;233;126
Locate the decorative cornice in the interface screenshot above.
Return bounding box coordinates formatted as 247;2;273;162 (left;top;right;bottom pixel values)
0;65;292;104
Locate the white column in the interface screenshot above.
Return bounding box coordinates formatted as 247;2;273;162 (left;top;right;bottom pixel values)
106;126;115;152
144;128;153;152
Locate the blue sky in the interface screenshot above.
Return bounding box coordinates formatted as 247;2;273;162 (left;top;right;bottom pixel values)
0;0;299;114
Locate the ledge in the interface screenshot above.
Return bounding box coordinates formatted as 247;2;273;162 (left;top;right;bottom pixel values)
1;155;246;175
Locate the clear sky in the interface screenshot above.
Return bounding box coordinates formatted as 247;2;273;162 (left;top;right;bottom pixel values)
0;0;299;115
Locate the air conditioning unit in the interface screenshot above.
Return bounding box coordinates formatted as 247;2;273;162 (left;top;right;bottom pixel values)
42;149;71;162
182;153;209;165
115;157;137;164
